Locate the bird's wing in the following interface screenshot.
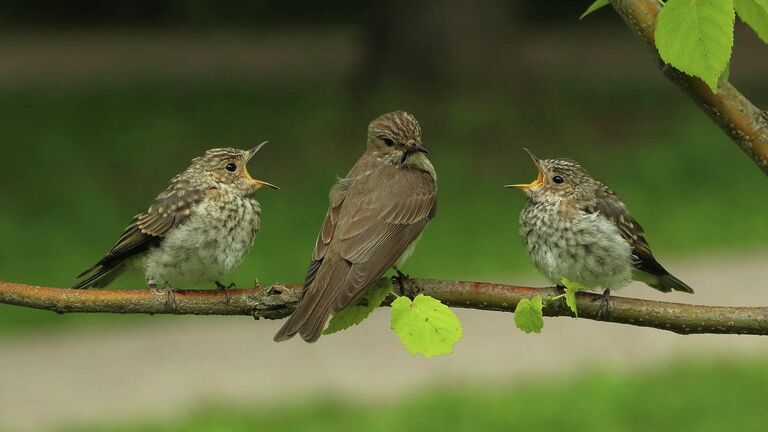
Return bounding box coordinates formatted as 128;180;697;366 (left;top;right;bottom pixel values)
277;163;437;342
583;186;668;277
74;180;210;288
333;168;437;309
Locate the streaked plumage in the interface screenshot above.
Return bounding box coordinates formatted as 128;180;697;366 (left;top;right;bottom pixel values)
74;144;278;290
507;149;692;295
274;111;437;343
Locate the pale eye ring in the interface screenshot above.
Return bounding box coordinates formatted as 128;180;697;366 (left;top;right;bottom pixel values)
552;175;564;184
382;137;395;147
225;163;237;172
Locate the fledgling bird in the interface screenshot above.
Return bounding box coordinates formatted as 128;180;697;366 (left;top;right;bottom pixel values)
506;149;692;309
74;143;279;299
274;111;437;343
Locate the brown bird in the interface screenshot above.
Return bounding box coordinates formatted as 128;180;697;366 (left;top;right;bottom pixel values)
274;111;437;342
74;144;278;297
506;149;692;311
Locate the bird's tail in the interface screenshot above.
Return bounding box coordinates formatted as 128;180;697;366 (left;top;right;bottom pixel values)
274;259;344;343
73;261;125;289
636;270;694;293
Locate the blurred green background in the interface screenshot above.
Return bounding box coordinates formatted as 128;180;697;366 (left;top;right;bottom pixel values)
1;1;767;431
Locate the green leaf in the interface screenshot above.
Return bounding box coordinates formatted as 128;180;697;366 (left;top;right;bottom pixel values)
560;278;583;317
721;62;731;81
735;0;768;43
655;0;735;92
390;294;463;358
514;296;544;333
323;278;392;335
565;287;578;317
580;0;610;20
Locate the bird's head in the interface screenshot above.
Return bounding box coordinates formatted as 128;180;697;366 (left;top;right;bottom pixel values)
505;148;596;203
367;111;430;168
191;142;279;195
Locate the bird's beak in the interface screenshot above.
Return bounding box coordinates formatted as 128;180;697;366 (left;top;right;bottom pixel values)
504;148;545;191
247;141;269;161
244;140;280;190
414;143;430;154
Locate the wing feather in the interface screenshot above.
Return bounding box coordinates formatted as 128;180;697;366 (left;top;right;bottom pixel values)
275;159;437;342
74;180;209;288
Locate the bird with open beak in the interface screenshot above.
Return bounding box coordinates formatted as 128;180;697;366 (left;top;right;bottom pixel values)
274;111;437;342
506;148;692;313
74;142;279;304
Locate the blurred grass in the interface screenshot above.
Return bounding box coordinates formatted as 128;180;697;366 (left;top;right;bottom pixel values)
73;356;768;432
1;79;767;335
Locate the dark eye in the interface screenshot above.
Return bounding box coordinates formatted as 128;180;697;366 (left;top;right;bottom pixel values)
552;175;564;184
383;137;395;147
225;163;237;172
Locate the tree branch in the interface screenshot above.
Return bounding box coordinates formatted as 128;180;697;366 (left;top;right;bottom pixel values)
611;0;768;175
1;279;767;336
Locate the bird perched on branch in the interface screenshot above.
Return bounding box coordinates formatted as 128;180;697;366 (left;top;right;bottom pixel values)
274;111;437;342
74;143;279;303
506;149;692;312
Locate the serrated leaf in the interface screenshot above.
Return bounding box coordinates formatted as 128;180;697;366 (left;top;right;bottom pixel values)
565;287;578;317
390;294;463;358
323;278;392;335
735;0;768;43
655;0;735;92
721;62;731;81
580;0;610;20
560;278;582;317
514;296;544;333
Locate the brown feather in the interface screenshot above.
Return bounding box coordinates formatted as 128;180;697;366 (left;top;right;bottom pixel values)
73;181;210;289
585;186;692;293
274;153;437;342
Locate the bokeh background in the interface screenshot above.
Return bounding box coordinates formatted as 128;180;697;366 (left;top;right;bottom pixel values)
1;1;767;431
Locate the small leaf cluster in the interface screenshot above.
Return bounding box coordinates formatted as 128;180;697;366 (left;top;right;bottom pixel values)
324;278;463;359
581;0;768;92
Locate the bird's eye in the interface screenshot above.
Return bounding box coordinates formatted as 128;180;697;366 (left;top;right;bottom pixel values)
382;137;395;147
552;175;564;184
225;163;237;172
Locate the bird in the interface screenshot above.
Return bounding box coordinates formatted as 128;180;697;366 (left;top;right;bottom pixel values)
74;143;279;303
506;148;692;312
274;111;437;342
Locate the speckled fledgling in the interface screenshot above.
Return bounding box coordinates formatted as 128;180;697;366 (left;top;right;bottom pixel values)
506;149;692;308
74;143;279;300
274;111;437;343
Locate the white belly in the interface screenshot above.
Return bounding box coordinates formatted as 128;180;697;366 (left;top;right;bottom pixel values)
144;197;261;288
521;205;633;291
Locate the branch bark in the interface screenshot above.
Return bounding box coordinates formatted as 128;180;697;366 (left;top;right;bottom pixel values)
1;279;767;336
611;0;768;175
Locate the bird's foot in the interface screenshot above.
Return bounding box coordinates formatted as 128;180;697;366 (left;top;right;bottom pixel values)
163;283;178;312
391;266;410;294
596;289;611;319
215;281;236;303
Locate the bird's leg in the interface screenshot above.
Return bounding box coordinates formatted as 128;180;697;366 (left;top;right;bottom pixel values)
597;289;611;319
215;281;236;303
391;265;410;294
163;282;178;312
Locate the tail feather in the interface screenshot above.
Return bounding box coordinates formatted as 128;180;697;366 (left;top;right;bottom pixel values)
274;258;348;343
73;261;125;289
657;273;694;293
635;270;693;293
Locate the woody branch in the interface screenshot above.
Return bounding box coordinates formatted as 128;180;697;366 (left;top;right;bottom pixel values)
610;0;768;175
1;280;766;336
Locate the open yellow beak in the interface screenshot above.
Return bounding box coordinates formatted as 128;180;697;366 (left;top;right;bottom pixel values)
243;140;280;190
504;148;545;191
244;168;279;190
